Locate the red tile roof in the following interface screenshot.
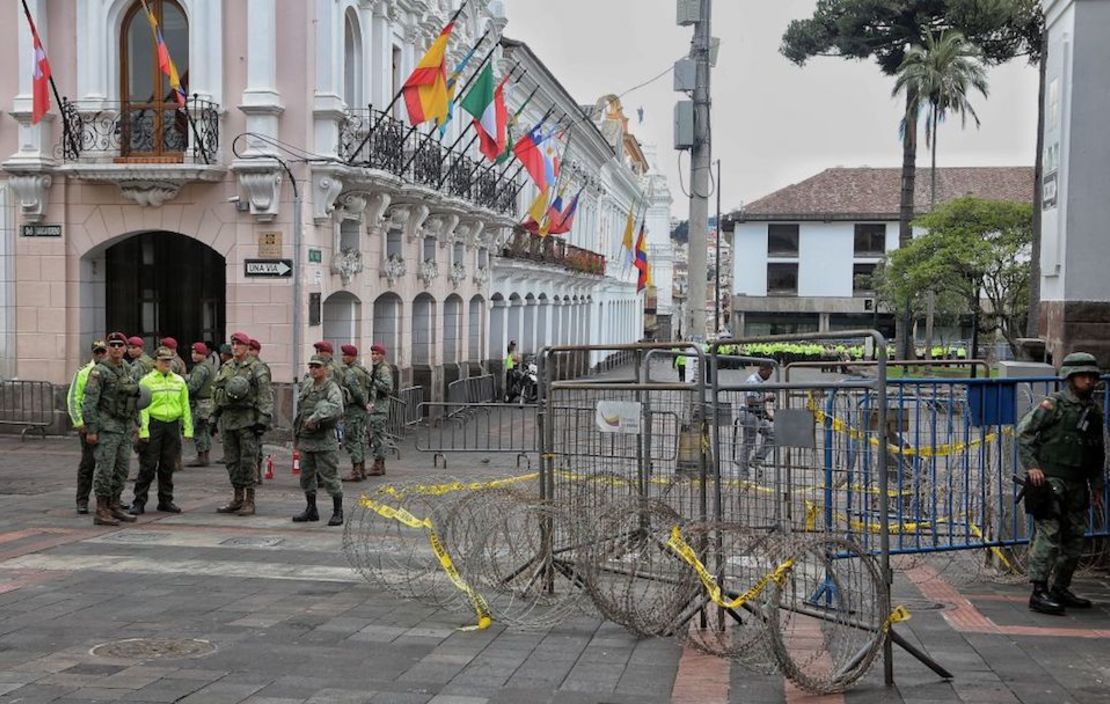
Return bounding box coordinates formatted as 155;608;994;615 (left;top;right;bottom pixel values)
732;167;1034;222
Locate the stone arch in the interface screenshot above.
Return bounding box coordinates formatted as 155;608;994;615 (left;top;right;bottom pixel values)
442;293;463;364
468;294;485;361
372;292;403;364
323;291;361;351
412;292;437;366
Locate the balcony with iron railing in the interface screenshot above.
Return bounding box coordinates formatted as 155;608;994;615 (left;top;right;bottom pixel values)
339;107;521;217
500;229;606;276
54;95;224;206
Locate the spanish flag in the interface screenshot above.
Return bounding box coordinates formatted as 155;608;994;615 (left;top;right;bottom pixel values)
403;22;455;127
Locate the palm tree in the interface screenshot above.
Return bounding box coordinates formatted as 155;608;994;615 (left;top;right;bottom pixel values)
893;31;990;208
892;30;989;359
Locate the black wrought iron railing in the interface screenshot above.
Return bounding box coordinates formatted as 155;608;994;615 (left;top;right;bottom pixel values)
340;106;523;216
59;95;220;165
501;230;606;276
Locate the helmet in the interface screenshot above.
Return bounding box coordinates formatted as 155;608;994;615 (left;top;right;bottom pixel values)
225;375;251;402
136;385;152;411
1060;352;1101;380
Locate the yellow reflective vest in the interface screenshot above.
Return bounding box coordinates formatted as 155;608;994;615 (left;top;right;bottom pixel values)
138;369;193;439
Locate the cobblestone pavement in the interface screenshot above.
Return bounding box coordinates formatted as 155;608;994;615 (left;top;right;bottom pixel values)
0;424;1109;703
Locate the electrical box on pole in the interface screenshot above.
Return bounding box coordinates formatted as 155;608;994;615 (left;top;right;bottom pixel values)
677;0;700;25
673;59;696;91
674;101;694;150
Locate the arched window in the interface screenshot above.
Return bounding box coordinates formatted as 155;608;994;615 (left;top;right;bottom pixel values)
343;9;363;109
120;0;190;158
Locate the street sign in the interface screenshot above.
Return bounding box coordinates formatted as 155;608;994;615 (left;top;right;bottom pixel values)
257;231;283;257
244;259;293;277
20;224;61;237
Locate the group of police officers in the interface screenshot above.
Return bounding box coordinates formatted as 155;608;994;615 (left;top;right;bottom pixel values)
67;332;393;529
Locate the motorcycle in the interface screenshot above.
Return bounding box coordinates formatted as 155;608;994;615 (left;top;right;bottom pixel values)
505;358;539;405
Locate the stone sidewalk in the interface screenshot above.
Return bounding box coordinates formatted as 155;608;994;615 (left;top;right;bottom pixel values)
0;433;1108;703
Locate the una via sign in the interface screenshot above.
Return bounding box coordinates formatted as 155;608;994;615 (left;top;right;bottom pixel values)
244;259;293;277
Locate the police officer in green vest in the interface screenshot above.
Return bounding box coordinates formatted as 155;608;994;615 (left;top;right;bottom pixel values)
130;347;192;515
82;332;144;526
186;342;217;467
672;345;688;382
212;331;273;516
293;355;346;526
68;339;108;514
1018;352;1105;615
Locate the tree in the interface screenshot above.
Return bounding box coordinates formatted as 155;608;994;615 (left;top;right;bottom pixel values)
781;0;1042;356
878;197;1033;357
893;30;990;208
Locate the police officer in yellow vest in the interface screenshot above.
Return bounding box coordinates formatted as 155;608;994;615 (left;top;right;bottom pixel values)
130;347;193;515
67;339;108;514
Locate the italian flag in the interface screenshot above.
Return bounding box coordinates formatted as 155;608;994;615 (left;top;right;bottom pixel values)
461;63;507;162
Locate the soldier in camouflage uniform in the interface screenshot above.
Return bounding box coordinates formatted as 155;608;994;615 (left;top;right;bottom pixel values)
248;339;272;485
126;336;154;381
82;332;142;526
366;344;394;476
211;331;273;516
186;342;217;467
339;344;371;482
292;355;346;526
1018;352;1105;615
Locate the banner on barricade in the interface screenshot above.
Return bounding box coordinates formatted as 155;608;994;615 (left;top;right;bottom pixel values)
595;400;642;434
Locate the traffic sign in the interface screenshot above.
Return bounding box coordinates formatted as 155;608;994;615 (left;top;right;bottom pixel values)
244;259;293;277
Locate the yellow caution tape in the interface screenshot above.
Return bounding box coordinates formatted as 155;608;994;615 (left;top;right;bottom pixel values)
883;604;912;631
358;496;492;631
967;522;1018;575
665;525;794;610
378;473;539;499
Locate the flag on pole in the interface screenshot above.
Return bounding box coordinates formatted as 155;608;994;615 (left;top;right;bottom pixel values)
460;63;508;162
24;6;51;124
402;21;455;127
620;207;636;266
548;189;582;236
141;0;187;108
521;187;550;234
513;125;549;191
633;222;651;292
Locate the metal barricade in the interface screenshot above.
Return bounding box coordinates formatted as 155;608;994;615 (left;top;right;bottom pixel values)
0;381;54;439
416;401;538;468
445;375;496;419
383;386;423;458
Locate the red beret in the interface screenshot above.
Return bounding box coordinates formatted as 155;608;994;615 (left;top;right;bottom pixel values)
230;331;250;344
127;336;145;347
107;332;128;344
341;344;358;356
371;344;386;355
160;337;178;349
314;340;333;354
191;342;209;355
248;339;261;351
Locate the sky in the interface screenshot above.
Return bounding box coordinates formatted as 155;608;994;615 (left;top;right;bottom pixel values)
502;0;1040;220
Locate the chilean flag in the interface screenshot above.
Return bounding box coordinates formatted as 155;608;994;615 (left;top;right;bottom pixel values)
512;125;549;191
26;8;52;124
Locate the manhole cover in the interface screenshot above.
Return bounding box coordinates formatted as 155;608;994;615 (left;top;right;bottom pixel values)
91;638;216;660
220;536;284;548
100;532;168;544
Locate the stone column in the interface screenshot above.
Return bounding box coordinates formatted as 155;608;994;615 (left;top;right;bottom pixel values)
240;0;283;152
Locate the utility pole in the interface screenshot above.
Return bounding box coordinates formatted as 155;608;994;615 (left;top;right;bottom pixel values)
714;158;722;334
685;0;712;342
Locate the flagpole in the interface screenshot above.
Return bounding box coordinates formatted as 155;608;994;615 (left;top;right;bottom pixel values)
346;0;471;164
399;37;502;176
443;61;520;157
21;0;79;160
436;66;522;191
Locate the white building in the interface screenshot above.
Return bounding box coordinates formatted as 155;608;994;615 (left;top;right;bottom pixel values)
724;167;1033;337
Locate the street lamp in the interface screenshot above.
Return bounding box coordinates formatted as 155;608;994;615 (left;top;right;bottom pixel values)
232;133;304;419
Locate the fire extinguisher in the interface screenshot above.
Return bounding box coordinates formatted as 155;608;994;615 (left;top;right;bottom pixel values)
264;454;274;480
291;449;301;475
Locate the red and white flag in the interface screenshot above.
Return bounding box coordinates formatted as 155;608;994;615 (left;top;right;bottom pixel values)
25;6;52;124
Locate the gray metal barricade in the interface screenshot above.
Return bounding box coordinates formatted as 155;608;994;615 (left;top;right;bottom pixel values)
0;381;54;439
416;401;538;468
383;385;423;458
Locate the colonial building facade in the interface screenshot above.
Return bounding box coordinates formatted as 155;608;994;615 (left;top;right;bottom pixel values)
0;0;669;398
724;166;1033;338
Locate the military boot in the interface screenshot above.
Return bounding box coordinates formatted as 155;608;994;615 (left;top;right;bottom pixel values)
328;496;344;526
128;500;145;516
111;499;137;523
76;499;89;515
93;496;119;526
1051;585;1093;609
217;487;244;513
186;451;209;467
1029;582;1065;615
342;463;363;482
236;487;256;516
293;492;319;522
367;458;385;476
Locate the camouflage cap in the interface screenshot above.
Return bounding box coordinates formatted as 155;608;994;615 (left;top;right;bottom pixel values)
155;346;175;361
1060;352;1101;380
308;354;328;367
91;339;107;352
